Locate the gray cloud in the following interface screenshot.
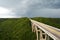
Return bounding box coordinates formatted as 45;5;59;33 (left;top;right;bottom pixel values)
0;0;60;18
26;0;60;18
0;0;21;8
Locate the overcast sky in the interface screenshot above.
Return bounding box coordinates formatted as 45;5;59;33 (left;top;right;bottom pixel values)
0;0;60;18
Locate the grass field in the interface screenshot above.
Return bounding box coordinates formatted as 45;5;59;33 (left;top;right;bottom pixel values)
0;17;60;40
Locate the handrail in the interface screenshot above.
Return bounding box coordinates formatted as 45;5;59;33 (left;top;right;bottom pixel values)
30;19;60;40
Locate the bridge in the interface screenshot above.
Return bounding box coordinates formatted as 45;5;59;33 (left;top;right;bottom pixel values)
30;19;60;40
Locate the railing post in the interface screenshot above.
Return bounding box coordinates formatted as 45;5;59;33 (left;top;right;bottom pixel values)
34;25;48;40
31;23;35;32
36;30;38;40
40;30;43;40
32;24;50;40
39;28;47;40
35;26;38;40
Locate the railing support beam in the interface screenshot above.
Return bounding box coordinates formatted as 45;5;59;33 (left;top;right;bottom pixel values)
34;25;47;40
32;24;51;40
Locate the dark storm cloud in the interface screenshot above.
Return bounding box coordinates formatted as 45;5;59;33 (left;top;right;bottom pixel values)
0;0;60;18
26;0;60;18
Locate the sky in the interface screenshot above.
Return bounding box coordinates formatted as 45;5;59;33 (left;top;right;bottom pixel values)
0;0;60;18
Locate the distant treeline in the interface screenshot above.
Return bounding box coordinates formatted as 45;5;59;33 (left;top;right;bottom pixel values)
0;17;60;40
32;17;60;29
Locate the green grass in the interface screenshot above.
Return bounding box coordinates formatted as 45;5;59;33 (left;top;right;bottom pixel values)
32;17;60;29
0;17;36;40
0;17;60;40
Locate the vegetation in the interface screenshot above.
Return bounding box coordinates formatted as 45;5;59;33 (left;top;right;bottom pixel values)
32;17;60;40
32;17;60;29
0;17;60;40
0;17;36;40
